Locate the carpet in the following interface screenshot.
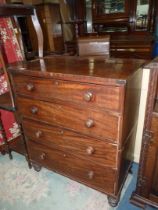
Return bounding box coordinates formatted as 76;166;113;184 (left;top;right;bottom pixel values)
0;152;132;210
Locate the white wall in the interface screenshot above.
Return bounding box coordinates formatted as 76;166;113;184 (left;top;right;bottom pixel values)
133;68;150;163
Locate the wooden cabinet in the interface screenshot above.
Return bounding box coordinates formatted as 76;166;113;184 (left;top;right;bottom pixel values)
92;0;130;26
130;57;158;209
8;56;146;207
89;0;157;59
92;0;156;33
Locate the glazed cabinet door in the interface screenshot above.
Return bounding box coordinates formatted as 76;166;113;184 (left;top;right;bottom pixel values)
92;0;130;22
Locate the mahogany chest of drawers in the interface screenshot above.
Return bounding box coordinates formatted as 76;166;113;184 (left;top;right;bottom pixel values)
8;56;146;207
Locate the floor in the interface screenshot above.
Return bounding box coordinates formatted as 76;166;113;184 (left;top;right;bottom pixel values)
0;152;157;210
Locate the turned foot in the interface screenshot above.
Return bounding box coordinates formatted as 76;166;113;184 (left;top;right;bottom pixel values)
24;155;32;169
1;150;12;159
32;163;42;172
107;196;119;207
1;150;6;155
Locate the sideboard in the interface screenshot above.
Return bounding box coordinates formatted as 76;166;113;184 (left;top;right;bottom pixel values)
8;56;146;207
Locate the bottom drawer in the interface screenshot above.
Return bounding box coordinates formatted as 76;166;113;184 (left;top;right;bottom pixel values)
28;141;116;195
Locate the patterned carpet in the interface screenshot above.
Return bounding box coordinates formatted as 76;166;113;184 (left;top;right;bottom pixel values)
0;152;136;210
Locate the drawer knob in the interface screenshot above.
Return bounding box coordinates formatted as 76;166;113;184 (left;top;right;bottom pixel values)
54;81;59;85
85;119;94;128
35;130;42;138
31;106;38;114
86;146;95;155
40;152;46;160
88;171;94;179
84;92;93;102
26;83;34;91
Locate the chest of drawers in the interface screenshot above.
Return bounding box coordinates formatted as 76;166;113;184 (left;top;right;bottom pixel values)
8;56;146;207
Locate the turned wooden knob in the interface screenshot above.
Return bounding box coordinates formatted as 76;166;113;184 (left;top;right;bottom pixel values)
40;152;46;160
86;146;95;155
84;92;93;102
54;81;59;85
31;106;38;114
26;83;34;91
35;130;42;138
85;119;94;128
88;171;94;179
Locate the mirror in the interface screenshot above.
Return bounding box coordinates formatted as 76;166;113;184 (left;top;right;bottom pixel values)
135;0;149;31
95;0;125;15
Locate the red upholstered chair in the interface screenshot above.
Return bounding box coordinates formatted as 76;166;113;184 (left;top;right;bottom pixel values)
0;1;43;163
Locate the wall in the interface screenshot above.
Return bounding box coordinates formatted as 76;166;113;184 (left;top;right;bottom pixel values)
133;68;150;163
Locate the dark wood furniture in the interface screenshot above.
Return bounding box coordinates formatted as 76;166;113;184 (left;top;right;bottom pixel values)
110;34;154;59
34;3;64;55
8;56;146;207
78;35;110;57
130;57;158;209
92;0;156;33
70;0;157;59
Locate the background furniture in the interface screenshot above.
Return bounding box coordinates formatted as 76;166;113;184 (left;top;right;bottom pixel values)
8;56;145;207
34;3;64;55
78;35;110;57
92;0;157;59
67;0;157;59
130;57;158;209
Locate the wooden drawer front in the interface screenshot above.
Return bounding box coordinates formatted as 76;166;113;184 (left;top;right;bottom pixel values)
28;140;115;194
13;75;123;112
17;97;120;142
23;119;117;167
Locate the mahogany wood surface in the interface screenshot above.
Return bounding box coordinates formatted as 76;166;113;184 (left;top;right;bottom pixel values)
28;140;116;195
78;36;110;57
16;97;120;143
23;118;117;168
12;74;123;113
8;57;146;84
8;56;147;206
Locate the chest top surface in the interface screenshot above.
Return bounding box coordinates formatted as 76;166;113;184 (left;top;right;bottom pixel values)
8;56;146;85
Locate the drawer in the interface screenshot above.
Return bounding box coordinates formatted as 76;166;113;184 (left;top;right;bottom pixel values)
28;140;116;194
13;75;123;113
23;119;117;167
17;97;121;142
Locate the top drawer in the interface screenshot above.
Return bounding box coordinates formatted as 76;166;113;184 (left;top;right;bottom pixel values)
12;75;124;113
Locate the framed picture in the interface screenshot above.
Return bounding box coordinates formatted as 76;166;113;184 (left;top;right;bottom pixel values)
140;0;148;5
